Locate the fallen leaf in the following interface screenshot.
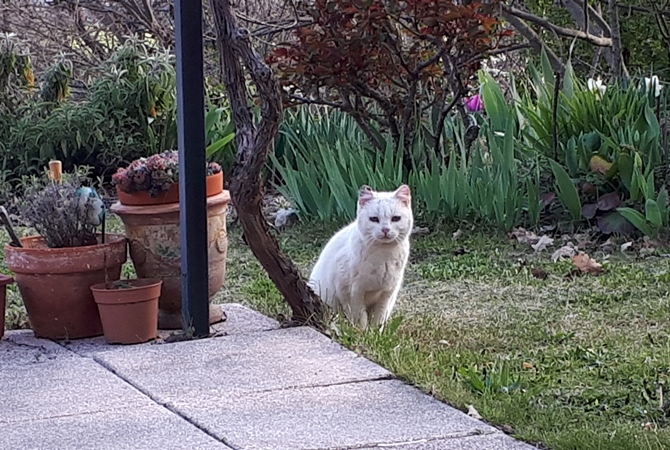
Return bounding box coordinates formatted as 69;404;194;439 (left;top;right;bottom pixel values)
589;155;613;175
531;235;554;252
600;238;616;254
452;228;462;240
531;267;548;279
522;362;534;369
412;226;430;235
510;227;539;245
467;404;483;420
620;242;633;252
572;252;604;275
438;340;450;346
552;243;576;262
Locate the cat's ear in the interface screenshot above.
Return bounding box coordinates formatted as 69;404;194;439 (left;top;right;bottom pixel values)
359;185;375;206
394;184;411;206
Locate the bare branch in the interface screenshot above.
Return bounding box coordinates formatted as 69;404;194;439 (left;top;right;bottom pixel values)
503;4;612;47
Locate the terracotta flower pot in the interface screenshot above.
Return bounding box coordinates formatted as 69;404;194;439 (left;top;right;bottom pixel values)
4;235;128;340
110;191;229;329
0;274;15;340
116;171;224;206
91;278;162;345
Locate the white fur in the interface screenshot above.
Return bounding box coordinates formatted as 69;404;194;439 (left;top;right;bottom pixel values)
309;184;413;329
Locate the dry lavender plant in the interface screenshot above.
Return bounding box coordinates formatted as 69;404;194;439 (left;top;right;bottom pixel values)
19;179;101;248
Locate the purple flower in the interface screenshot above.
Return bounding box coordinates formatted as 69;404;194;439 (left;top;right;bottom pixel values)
464;94;484;113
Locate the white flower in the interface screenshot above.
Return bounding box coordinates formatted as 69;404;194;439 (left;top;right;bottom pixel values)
644;75;663;98
587;77;607;98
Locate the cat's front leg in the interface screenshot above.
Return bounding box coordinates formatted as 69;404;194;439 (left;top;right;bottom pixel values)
345;287;369;330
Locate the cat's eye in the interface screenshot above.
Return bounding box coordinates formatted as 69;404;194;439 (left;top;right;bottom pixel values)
369;217;380;223
391;216;401;222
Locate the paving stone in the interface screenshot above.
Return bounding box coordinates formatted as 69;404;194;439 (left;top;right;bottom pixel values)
62;303;279;357
168;379;499;450
0;405;232;450
1;330;73;366
0;357;153;424
92;327;391;404
211;303;280;334
350;433;539;449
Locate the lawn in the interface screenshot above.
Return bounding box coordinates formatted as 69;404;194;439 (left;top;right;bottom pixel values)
3;217;670;450
221;220;670;450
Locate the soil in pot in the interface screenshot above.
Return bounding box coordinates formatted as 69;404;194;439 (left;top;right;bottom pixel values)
117;171;223;206
0;274;14;340
110;191;229;329
4;235;128;340
91;278;162;345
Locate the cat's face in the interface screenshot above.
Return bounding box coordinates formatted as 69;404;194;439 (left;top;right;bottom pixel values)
356;184;413;243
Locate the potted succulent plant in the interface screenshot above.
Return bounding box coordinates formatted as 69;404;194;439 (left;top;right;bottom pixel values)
90;278;162;344
4;175;127;340
112;150;224;206
109;151;230;329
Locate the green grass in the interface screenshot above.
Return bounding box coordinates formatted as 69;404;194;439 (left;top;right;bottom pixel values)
4;217;670;449
217;221;670;450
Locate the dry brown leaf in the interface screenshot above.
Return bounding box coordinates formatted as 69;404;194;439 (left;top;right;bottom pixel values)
531;267;548;280
522;362;534;369
572;252;604;275
510;227;539;245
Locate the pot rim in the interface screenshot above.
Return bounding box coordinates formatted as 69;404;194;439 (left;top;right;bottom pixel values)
0;273;14;286
90;278;163;292
4;234;127;255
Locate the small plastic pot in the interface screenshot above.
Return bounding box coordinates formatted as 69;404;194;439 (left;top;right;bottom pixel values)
91;279;162;345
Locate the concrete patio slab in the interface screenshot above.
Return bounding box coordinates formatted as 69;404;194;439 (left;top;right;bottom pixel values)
0;356;153;424
1;330;73;366
0;405;232;450
61;302;280;357
92;326;392;403
211;302;281;334
351;433;538;450
168;379;500;450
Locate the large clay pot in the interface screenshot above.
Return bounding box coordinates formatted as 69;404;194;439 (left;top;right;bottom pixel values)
91;278;162;345
4;235;128;340
110;191;229;329
0;274;14;340
116;171;223;206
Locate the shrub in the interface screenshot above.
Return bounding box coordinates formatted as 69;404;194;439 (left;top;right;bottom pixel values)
0;38;177;184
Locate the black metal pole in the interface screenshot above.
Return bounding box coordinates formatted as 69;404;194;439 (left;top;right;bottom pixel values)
175;0;209;337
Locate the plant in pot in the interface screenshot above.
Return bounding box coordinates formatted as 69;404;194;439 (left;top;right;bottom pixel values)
90;277;163;345
4;173;127;340
110;151;230;329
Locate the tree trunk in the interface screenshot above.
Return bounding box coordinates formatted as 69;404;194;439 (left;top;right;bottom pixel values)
209;0;326;328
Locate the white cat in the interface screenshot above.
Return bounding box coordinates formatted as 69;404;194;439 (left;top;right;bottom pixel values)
309;184;413;330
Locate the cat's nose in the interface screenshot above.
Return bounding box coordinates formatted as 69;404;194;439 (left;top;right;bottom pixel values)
381;227;390;235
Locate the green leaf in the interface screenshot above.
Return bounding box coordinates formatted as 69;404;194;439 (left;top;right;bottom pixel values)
617;207;655;236
645;199;663;227
549;159;582;221
206;132;235;158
